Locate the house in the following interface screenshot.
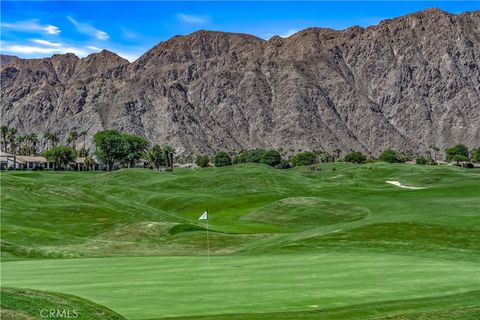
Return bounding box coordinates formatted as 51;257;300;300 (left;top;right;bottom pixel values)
0;152;16;169
14;155;49;170
69;157;101;171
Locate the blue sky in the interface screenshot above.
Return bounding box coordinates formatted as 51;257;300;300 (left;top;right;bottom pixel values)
1;1;479;61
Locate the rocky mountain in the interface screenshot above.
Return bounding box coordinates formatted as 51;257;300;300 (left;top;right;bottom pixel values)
1;8;479;156
0;55;19;66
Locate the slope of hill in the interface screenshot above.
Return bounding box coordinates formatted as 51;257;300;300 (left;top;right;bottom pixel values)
1;164;479;319
0;287;126;320
1;8;480;155
1;163;479;261
0;55;19;66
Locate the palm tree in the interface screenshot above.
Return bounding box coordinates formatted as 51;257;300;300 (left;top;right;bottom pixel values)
21;133;37;155
163;145;175;171
67;131;78;150
333;148;342;162
17;135;26;152
30;133;38;155
6;128;17;153
430;146;440;163
80;130;87;150
43;131;59;150
1;126;9;152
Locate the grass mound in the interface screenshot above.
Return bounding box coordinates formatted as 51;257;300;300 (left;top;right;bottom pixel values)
243;197;368;227
0;287;125;320
169;223;207;235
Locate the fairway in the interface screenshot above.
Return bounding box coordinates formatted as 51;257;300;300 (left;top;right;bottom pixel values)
3;253;480;319
1;163;480;319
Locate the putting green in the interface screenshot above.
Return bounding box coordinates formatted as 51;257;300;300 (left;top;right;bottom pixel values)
2;252;479;319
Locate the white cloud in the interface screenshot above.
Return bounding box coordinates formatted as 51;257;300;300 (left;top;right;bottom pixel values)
263;29;299;40
67;16;109;40
32;39;62;47
279;29;299;38
2;43;87;56
177;13;209;24
1;20;60;35
86;45;102;51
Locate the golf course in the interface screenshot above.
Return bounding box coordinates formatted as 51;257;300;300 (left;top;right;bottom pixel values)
1;163;479;319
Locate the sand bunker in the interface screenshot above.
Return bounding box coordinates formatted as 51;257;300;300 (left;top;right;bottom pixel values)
385;180;426;190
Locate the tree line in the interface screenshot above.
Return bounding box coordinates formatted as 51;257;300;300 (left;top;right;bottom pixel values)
1;125;479;170
197;145;480;169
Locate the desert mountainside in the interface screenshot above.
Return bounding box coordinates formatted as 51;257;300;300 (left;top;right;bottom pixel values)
1;8;479;155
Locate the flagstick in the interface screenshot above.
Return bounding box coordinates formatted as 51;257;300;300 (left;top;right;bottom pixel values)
206;210;210;268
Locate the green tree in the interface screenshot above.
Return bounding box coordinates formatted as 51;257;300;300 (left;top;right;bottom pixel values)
94;130;128;171
260;149;282;167
445;144;469;163
344;151;367;164
147;144;166;171
379;149;398;163
43;146;76;170
451;154;468;166
123;133;150;168
472;148;480;163
195;155;210;168
213;151;232;167
290;151;317;166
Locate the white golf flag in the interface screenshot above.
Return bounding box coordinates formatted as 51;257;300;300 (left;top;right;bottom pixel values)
198;210;208;220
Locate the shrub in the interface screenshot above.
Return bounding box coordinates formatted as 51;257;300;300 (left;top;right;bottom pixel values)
260;149;282;167
213;151;232;167
195;155;210;168
233;149;266;164
344;151;367;164
276;160;293;169
378;149;398;163
290;151;317;166
416;156;428;165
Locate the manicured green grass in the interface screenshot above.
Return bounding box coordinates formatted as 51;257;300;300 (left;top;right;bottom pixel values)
1;163;479;319
0;287;125;320
2;253;479;319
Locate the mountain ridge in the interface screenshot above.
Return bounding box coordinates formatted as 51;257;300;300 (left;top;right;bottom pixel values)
1;8;479;156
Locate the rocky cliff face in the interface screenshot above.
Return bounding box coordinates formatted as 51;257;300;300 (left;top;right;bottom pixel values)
0;55;19;66
1;9;479;156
